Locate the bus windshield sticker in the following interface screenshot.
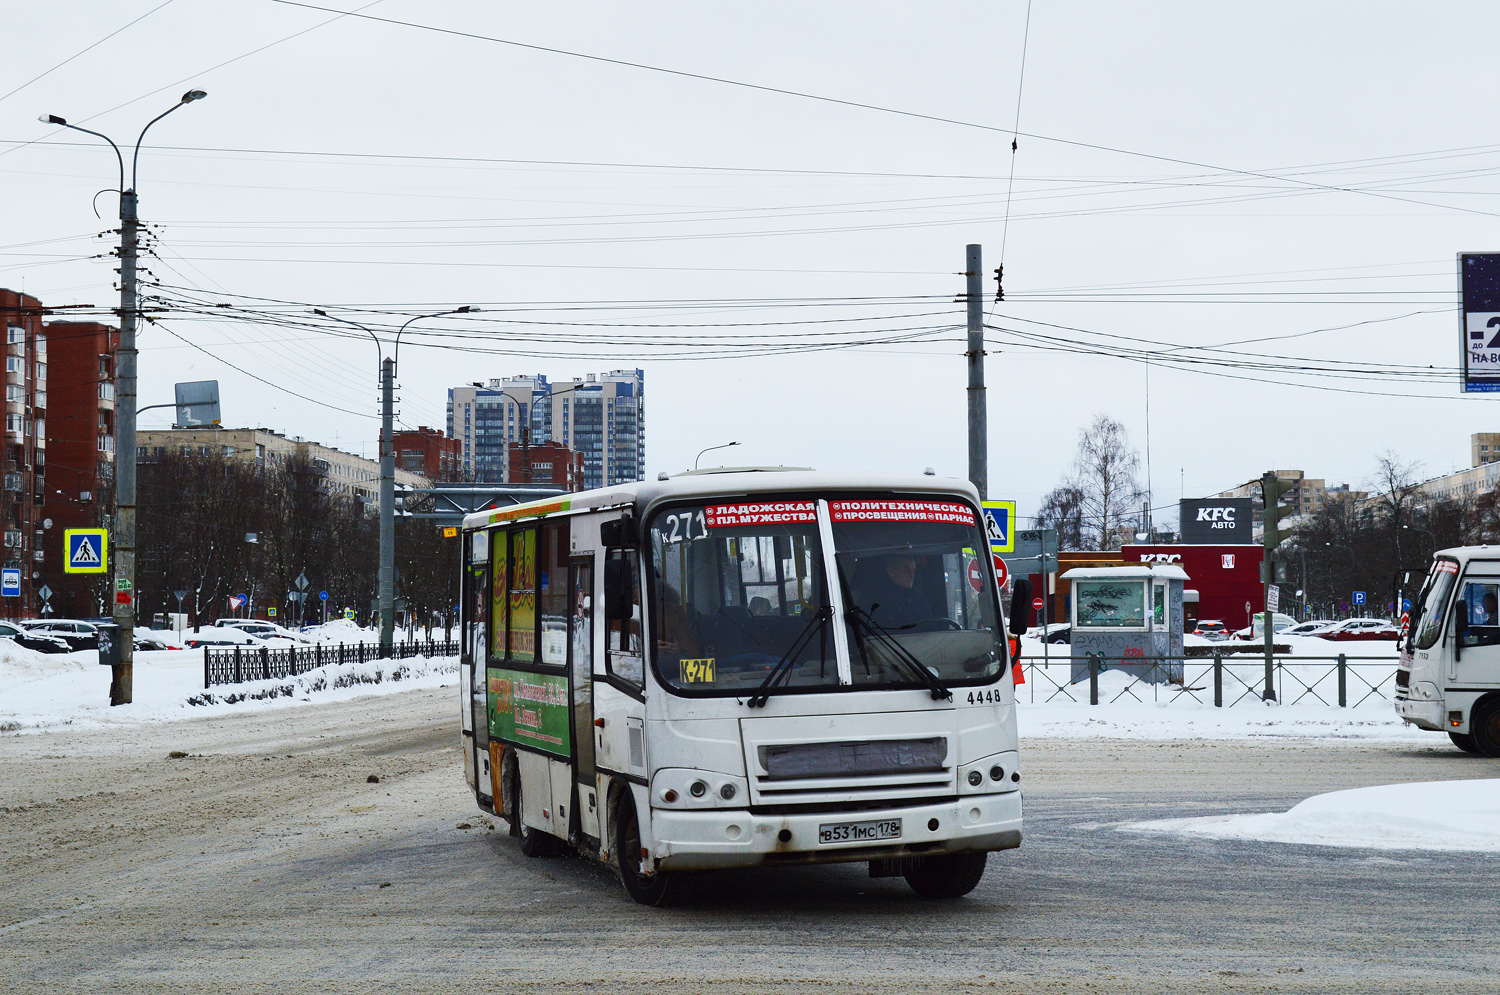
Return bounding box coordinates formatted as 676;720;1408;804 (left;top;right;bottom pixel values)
704;502;816;528
827;500;975;525
678;657;716;683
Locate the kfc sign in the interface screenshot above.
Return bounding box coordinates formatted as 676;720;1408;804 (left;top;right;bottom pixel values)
1140;553;1183;564
1180;498;1252;545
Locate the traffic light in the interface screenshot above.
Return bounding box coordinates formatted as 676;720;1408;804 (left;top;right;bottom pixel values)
1261;471;1296;552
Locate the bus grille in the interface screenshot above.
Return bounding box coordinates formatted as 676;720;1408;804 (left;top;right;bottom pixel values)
750;737;953;804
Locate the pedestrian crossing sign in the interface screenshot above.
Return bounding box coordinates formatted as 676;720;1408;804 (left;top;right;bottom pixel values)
981;501;1016;554
64;528;108;574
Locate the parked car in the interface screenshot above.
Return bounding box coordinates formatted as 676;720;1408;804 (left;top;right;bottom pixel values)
135;633;185;652
1192;619;1232;641
1027;623;1071;644
1318;617;1402;641
182;626;263;649
215;619;311;643
1283;619;1337;636
1232;612;1298;640
20;619;101;651
0;621;71;654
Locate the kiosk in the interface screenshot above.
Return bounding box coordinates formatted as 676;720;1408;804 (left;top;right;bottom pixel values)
1062;564;1187;685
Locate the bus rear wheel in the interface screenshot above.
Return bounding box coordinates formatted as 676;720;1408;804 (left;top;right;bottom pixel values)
510;768;555;858
903;852;988;899
1449;731;1481;754
1470;699;1500;757
616;791;687;906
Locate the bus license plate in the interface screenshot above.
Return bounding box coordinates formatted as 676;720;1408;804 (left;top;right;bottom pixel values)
818;818;902;845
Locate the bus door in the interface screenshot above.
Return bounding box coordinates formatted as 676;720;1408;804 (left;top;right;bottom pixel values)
569;558;599;840
468;561;492;804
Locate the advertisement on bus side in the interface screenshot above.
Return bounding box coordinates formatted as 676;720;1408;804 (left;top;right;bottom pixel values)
488;668;571;757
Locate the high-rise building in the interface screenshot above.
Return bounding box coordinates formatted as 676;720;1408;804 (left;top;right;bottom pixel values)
447;369;644;490
42;319;118;619
0;290;50;618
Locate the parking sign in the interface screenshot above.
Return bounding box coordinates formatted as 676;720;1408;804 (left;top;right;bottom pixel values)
1353;591;1367;606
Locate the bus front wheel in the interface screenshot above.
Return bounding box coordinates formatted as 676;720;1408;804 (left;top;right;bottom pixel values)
903;852;988;899
615;790;687;906
1449;731;1481;754
1470;698;1500;757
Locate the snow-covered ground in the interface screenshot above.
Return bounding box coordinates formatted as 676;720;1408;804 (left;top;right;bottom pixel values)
1121;780;1500;852
0;630;458;735
1;626;1421;741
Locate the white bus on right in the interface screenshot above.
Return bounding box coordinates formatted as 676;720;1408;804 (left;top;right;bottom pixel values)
1398;547;1500;754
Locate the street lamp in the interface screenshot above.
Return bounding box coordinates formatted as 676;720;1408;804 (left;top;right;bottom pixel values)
41;89;207;706
310;306;477;655
695;441;740;469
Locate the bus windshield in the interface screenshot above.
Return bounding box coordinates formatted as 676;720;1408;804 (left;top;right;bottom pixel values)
651;502;835;693
1412;557;1459;651
830;500;1003;687
649;497;1004;696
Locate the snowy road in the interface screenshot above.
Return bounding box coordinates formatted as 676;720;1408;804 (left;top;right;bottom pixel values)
2;687;1497;994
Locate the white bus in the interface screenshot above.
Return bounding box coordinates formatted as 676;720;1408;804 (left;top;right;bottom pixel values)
458;468;1026;905
1398;545;1500;755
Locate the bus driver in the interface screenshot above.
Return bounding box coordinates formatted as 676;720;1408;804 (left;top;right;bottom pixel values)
863;553;933;630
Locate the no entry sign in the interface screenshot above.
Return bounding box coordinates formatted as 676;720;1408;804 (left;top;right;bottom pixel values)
993;555;1009;588
968;559;984;592
1033;597;1044;612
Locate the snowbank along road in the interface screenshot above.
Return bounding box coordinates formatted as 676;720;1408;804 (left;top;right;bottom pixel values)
2;686;1497;994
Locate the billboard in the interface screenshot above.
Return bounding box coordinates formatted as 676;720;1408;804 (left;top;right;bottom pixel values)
1178;498;1253;545
1460;254;1500;393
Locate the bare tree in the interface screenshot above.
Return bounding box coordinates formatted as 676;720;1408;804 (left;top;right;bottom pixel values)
1067;415;1143;550
1370;450;1423;567
1035;485;1086;551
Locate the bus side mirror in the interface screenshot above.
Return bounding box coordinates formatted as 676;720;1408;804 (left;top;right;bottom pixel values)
603;557;633;622
600;517;638;549
1455;609;1468;658
1008;577;1032;637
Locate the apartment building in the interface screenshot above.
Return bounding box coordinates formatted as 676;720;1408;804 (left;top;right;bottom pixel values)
446;369;644;490
0;290;47;618
137;427;429;505
394;426;461;482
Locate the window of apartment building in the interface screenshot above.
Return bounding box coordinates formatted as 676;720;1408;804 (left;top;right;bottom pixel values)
4;414;19;434
5;385;22;403
255;444;265;462
98;435;114;453
35;333;44;355
180;446;192;457
223;446;234;456
34;362;43;382
5;356;20;374
6;325;22;345
154;447;165;457
98;382;113;401
33;391;44;409
98;412;109;431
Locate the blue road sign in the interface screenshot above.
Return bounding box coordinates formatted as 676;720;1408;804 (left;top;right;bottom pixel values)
319;590;329;601
1;568;19;597
64;528;108;574
1353;591;1367;606
1402;597;1412;612
980;500;1016;554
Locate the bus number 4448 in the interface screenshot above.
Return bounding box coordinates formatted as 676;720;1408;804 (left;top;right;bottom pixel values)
966;689;1002;705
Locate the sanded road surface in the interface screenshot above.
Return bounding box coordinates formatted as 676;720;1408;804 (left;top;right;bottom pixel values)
2;689;1497;994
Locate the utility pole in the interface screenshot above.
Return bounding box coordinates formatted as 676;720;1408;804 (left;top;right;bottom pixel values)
379;357;395;655
42;90;208;706
965;244;987;499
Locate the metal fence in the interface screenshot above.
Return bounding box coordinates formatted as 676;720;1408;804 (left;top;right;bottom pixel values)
203;638;458;688
1018;653;1397;708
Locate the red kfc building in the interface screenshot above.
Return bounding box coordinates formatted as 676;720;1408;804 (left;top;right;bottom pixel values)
1119;544;1264;630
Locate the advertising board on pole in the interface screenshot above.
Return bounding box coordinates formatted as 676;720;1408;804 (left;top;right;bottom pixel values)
1460;253;1500;392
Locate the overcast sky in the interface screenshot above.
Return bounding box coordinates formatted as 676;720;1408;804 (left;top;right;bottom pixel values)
4;1;1496;528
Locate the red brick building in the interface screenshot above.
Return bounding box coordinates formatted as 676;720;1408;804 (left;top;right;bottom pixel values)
393;426;460;482
0;290;51;618
42;319;118;619
509;440;585;491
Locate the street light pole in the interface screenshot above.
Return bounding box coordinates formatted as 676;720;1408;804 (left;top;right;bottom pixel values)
695;441;740;469
314;306;475;655
42;90;207;706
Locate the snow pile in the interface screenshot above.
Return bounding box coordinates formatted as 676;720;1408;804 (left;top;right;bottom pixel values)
1121;780;1500;851
299;618;380;644
184;652;460;708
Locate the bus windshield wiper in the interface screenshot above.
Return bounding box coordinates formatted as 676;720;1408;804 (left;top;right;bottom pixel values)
746;606;831;708
846;605;952;701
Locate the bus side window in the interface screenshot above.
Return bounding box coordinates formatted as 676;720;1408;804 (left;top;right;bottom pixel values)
605;549;644;687
1461;582;1500;648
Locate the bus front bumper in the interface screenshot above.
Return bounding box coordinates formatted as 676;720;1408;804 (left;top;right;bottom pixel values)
1395;692;1444;731
649;791;1022;872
